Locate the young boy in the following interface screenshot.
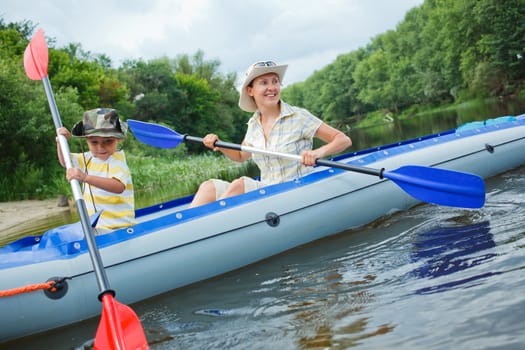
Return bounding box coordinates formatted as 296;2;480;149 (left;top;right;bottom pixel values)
56;108;135;233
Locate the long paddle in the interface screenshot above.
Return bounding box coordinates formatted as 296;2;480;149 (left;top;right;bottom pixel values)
127;119;486;209
24;29;148;349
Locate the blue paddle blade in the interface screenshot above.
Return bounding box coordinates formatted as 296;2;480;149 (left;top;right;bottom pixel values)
128;119;184;148
384;165;486;208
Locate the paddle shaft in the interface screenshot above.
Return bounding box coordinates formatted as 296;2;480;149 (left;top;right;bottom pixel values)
43;76;112;295
184;135;384;177
26;30;148;349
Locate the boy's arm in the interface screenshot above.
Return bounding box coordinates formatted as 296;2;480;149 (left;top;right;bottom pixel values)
66;168;126;194
56;127;70;168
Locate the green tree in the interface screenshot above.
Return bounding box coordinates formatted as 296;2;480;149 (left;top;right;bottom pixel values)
170;51;246;142
119;58;185;123
469;0;525;95
48;46;104;108
174;73;221;137
353;48;391;109
0;19;34;58
0;55;83;200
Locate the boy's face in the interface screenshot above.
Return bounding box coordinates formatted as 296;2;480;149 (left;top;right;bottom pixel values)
86;136;119;160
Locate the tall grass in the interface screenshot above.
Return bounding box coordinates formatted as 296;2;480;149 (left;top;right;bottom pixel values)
128;153;256;207
0;153;256;207
0;163;69;201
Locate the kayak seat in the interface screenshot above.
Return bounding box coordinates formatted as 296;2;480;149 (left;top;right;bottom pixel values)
37;221;85;250
456;116;517;132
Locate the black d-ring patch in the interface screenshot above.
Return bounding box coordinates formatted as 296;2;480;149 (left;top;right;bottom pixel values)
265;212;280;227
44;276;69;300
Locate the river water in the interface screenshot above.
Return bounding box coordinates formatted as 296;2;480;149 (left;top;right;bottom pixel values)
4;98;525;349
141;167;525;350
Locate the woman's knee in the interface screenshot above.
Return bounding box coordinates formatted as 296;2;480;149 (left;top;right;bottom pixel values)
190;180;217;207
220;178;245;199
198;179;216;192
229;178;245;192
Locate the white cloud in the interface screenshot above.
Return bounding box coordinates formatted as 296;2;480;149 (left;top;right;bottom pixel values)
2;0;424;85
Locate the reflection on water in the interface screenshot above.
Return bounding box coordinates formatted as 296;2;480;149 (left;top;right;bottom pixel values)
410;221;499;294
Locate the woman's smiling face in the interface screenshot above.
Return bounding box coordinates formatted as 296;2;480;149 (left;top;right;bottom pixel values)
247;73;281;109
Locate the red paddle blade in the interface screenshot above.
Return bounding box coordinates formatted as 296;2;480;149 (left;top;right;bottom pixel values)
23;28;48;80
95;294;149;350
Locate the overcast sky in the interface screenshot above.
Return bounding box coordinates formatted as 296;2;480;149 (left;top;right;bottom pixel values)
2;0;423;87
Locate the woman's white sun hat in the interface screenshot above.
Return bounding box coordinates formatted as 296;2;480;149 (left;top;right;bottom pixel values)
238;61;288;112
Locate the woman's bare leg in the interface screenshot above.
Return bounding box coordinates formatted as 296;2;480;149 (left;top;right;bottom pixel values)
218;178;245;199
189;180;218;208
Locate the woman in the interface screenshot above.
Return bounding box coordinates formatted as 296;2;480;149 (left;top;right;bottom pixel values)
189;61;352;207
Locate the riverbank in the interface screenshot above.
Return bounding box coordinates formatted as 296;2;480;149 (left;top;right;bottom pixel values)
0;199;72;245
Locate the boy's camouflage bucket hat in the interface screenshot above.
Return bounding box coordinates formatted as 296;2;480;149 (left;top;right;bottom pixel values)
72;108;127;139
